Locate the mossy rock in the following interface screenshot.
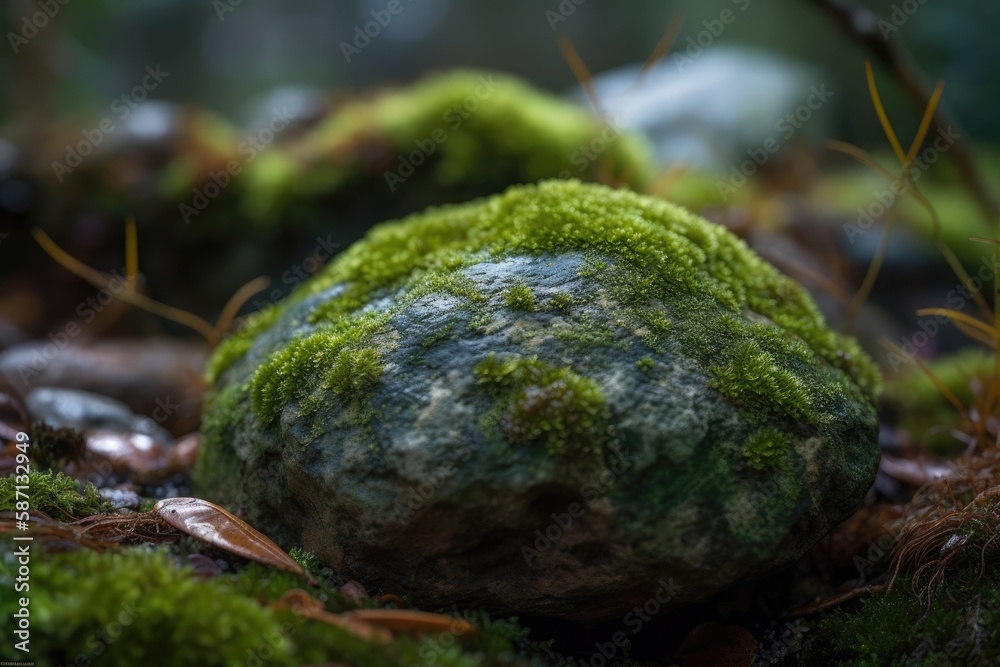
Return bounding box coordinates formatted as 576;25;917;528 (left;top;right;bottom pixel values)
241;69;657;225
199;180;880;621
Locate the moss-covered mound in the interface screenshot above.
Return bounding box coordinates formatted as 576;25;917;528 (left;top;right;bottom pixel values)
199;180;880;620
25;71;656;337
240;69;657;223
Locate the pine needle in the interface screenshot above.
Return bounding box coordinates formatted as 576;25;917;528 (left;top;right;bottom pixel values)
866;61;907;165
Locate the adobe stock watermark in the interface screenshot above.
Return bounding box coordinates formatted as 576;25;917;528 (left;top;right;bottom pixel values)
843;126;961;244
178;106;293;224
672;0;752;72
754;619;809;666
521;450;631;566
544;0;587;31
383;74;503;192
340;0;414;63
54;596;143;667
716;83;833;201
8;0;72;54
877;0;930;40
852;523;903;578
886;253;997;372
394;446;472;523
51;65;171;182
571;578;683;667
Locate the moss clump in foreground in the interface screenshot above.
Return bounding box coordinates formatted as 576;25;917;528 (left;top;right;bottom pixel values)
805;569;1000;665
207;181;878;440
0;544;547;667
0;470;111;519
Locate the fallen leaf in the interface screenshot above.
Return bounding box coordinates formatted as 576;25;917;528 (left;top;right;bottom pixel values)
274;589;391;643
153;497;316;584
675;622;757;667
273;590;476;643
345;609;476;637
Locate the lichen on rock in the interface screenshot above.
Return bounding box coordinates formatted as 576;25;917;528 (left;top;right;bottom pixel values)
199;179;880;620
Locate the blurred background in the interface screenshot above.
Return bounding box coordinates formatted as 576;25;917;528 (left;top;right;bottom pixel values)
2;0;997;141
0;0;997;379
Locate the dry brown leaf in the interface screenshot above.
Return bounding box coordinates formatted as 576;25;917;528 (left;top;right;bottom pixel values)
153;497;316;584
346;609;476;636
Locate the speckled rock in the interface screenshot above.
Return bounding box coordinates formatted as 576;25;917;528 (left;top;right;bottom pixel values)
199;180;880;621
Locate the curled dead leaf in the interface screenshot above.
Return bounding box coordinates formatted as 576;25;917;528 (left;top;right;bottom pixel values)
153;497;316;585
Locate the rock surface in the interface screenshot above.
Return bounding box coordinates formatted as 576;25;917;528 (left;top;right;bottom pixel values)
199;180;880;621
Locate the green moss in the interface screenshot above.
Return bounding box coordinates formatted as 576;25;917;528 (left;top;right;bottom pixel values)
0;470;110;519
810;569;1000;666
548;292;573;310
474;353;609;457
206;305;282;383
743;427;795;471
503;283;537;312
250;313;388;424
208;180;878;453
635;356;655;372
709;340;812;424
241;69;656;226
194;382;251;498
0;545;545;667
325;348;383;395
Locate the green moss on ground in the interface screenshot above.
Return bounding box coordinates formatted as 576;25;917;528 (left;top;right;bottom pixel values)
0;544;547;667
0;470;111;519
805;569;1000;666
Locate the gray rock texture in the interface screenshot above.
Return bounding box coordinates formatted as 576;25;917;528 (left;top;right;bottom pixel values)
199;181;880;621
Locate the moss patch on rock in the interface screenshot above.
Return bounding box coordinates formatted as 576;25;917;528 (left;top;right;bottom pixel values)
211;179;879;419
473;353;610;457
